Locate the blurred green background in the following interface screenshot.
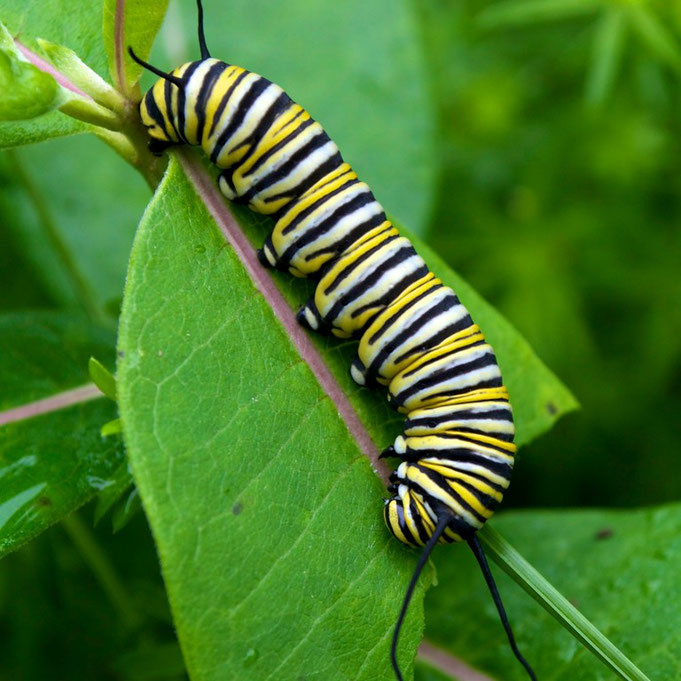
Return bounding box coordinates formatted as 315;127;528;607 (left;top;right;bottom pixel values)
1;0;680;679
415;0;681;511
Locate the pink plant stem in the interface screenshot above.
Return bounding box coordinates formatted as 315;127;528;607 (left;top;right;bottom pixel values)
177;149;391;485
0;384;103;427
418;641;496;681
16;41;90;98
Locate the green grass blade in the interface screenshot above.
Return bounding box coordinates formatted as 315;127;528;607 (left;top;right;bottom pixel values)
480;525;651;681
585;8;626;107
478;0;599;30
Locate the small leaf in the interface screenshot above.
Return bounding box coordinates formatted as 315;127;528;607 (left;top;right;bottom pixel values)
112;486;142;533
89;356;117;401
585;8;627;107
101;418;123;437
94;461;133;525
478;0;599;30
0;23;60;121
36;38;125;113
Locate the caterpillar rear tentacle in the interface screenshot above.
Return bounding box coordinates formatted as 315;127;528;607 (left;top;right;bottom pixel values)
130;2;537;679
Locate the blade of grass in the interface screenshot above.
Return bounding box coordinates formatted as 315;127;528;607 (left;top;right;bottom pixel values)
585;8;626;107
480;525;651;681
478;0;599;30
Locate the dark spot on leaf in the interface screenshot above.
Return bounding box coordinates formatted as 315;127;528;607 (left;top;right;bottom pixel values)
232;502;243;515
569;597;579;608
118;350;125;358
595;528;614;540
546;401;557;415
36;496;52;507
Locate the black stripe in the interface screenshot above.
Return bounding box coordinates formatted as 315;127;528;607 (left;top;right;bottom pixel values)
164;78;182;141
322;234;400;296
279;199;383;267
348;263;429;320
144;89;170;136
281;171;366;235
391;314;475;369
401;337;488;379
264;151;343;204
194;61;229;143
367;283;442;346
304;211;387;262
176;61;203;143
405;407;513;430
242;117;315;177
210;74;270;162
230;91;295;167
239;133;337;203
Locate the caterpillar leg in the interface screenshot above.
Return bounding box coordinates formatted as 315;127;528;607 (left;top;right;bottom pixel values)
257;234;279;269
296;300;326;333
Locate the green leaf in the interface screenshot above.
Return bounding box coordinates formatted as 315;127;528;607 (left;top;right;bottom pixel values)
118;159;431;681
585;8;627;107
167;0;436;233
0;23;60;121
102;0;169;94
425;508;669;680
478;0;599;29
0;311;124;558
89;356;117;401
0;0;107;146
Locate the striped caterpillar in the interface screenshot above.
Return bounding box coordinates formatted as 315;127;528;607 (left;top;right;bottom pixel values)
130;2;536;679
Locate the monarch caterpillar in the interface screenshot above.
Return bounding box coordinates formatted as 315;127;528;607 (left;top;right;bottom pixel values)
130;2;537;679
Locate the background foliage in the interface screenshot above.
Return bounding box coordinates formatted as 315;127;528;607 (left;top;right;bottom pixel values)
0;0;679;679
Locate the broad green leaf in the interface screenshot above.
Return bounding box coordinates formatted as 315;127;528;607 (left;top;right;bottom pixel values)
102;0;169;94
166;0;436;233
118;160;431;681
0;0;106;146
585;8;627;107
478;0;599;29
0;311;124;558
0;135;149;318
424;507;670;680
0;23;60;121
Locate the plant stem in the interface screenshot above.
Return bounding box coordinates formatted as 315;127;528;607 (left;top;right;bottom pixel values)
61;511;142;631
7;150;106;324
